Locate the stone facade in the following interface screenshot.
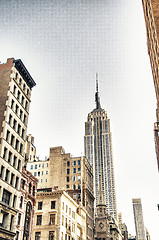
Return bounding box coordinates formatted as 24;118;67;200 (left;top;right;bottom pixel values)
0;58;36;240
33;189;86;240
142;0;159;170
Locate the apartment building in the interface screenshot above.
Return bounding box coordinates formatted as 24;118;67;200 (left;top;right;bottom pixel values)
0;58;36;240
33;189;86;240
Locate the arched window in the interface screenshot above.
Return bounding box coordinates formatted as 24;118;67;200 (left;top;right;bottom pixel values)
29;183;32;194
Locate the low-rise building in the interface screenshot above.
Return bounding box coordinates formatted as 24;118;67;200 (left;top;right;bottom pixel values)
33;189;86;240
108;215;122;240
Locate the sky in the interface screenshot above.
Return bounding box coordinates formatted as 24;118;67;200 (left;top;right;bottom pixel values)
0;0;159;238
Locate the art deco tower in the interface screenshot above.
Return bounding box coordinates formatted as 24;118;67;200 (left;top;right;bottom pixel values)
84;74;117;219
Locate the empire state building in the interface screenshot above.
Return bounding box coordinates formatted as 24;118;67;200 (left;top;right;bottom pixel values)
84;75;117;219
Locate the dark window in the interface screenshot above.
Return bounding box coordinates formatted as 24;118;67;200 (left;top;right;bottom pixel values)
15;104;19;114
5;169;9;182
19;144;23;154
10;173;15;186
33;185;35;196
8;151;12;163
67;169;70;174
29;183;32;193
49;214;55;225
73;184;76;190
78;160;81;165
11;99;14;109
6;130;10;141
19;78;22;85
21;96;24;105
15;73;18;80
73;161;76;166
17;213;21;225
66;185;69;189
38;202;43;210
13;119;17;130
25;101;28;110
13;156;17;167
21;129;25;138
17;124;21;134
49;231;55;240
73;168;76;173
19;196;23;208
13;85;17;94
17;160;21;171
10;135;15;146
10;215;14;231
36;215;42;225
15;231;19;240
35;232;41;240
67;161;70;167
2;189;11;205
15;176;19;189
19;110;23;119
17;90;20;100
15;139;19;150
23;84;26;91
3;147;7;159
23;114;26;124
0;166;5;178
51;201;56;209
66;176;69;182
22;179;25;189
8;114;12;124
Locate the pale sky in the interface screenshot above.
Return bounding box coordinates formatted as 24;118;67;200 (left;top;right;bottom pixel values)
0;0;159;238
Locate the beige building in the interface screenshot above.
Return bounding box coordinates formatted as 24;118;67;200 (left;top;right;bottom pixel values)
33;189;86;240
24;134;37;165
108;215;122;240
0;58;36;240
142;0;159;170
27;146;94;240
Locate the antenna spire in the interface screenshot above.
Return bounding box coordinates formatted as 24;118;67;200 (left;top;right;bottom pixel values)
95;73;101;109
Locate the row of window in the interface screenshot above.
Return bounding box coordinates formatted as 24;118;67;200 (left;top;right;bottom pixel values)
37;200;56;210
38;178;47;183
62;203;75;219
15;72;30;96
0;166;20;189
2;148;22;170
36;213;56;225
62;215;75;233
2;188;17;208
32;170;48;177
35;231;55;240
66;176;81;182
30;163;49;170
66;184;81;190
9;106;27;125
4;132;24;155
67;160;81;167
12;87;28;111
66;168;81;174
6;126;25;144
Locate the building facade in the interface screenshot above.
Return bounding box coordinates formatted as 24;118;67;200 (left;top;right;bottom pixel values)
33;189;86;240
84;76;117;219
0;58;36;240
16;168;38;240
132;198;146;240
142;0;159;170
27;146;94;240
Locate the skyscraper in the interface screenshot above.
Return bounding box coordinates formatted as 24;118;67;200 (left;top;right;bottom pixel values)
132;198;146;240
84;74;117;219
142;0;159;170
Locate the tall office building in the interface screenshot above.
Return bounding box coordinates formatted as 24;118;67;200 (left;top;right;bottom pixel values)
84;75;117;219
142;0;159;170
132;198;146;240
0;58;36;240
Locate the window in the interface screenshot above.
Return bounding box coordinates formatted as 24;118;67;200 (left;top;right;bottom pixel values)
8;151;12;163
51;201;56;209
20;144;23;154
73;168;76;173
35;232;41;240
36;215;42;225
11;99;14;109
46;163;48;167
21;96;24;105
10;215;14;231
21;129;25;138
78;184;81;190
16;231;19;240
41;179;43;183
69;208;71;215
49;231;55;240
17;124;21;134
78;167;81;172
73;194;76;200
13;85;17;94
10;173;15;186
42;164;44;168
3;147;7;159
13;119;17;130
0;166;5;178
45;179;47;182
66;205;68;213
5;169;9;182
78;160;81;165
12;195;17;208
10;135;15;146
73;184;76;190
62;215;64;225
49;214;55;225
25;101;28;110
19;78;22;85
78;176;81;181
22;179;25;189
73;176;76;181
15;73;18;80
72;211;75;219
38;202;43;210
34;172;37;177
17;90;20;100
66;176;69;182
15;177;19;189
46;170;48;174
39;164;41;168
77;193;81;199
17;213;21;225
29;183;32;193
67;161;70;167
66;185;69;189
8;114;12;124
6;130;10;141
38;171;40;176
17;160;21;171
15;139;19;150
73;161;76;166
13;156;17;167
19;110;23;119
2;189;11;205
35;165;37;169
23;84;26;91
23;114;26;124
33;186;35;196
30;165;33;170
62;202;64;210
67;169;70;174
15;104;19;114
27;89;29;95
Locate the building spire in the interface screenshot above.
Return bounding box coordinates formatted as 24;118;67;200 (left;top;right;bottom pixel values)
98;173;105;205
95;73;101;109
